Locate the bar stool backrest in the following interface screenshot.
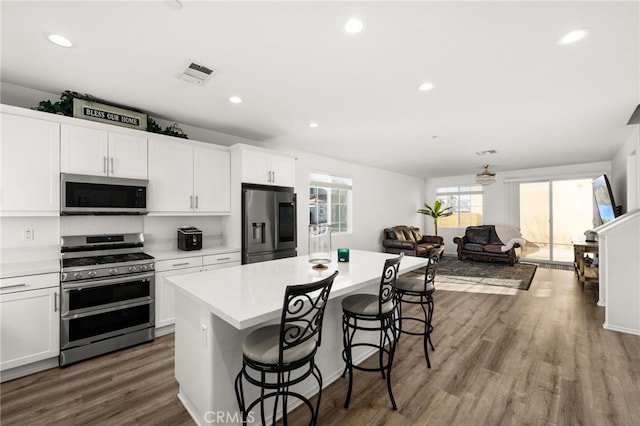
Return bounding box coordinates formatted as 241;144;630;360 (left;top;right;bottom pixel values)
379;253;404;314
423;248;442;292
279;270;339;365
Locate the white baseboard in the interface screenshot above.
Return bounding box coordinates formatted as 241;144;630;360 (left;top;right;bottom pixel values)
603;322;640;336
0;357;59;383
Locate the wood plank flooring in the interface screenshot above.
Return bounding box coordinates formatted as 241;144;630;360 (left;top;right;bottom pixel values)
2;267;639;425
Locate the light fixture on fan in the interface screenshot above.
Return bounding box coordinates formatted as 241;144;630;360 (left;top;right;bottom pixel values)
476;164;496;185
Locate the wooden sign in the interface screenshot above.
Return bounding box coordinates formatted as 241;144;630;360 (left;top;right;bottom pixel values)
73;98;147;131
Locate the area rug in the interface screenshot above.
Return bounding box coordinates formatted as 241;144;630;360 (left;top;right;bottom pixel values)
429;255;537;291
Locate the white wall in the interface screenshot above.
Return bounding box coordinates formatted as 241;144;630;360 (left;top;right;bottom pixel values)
143;216;229;251
611;125;639;212
425;161;612;255
285;149;424;255
0;216;60;263
0;82;261;149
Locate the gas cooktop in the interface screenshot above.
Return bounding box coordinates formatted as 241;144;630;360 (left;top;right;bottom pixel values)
62;252;154;268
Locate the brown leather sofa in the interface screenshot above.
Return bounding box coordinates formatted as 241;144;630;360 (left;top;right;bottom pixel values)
382;226;443;257
453;225;519;266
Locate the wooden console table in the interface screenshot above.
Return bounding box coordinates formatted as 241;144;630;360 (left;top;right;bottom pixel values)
572;240;599;286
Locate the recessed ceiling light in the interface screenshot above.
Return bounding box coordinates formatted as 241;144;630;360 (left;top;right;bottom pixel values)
229;96;242;104
164;0;183;10
418;82;434;92
47;34;74;48
558;28;590;45
344;18;364;34
309;122;319;128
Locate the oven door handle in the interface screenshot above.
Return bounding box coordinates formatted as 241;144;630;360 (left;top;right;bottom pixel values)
62;272;155;290
62;298;153;320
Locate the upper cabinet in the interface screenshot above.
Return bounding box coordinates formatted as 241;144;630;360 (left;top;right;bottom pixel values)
60;124;148;179
194;143;231;213
0;113;60;215
241;149;295;187
148;138;230;215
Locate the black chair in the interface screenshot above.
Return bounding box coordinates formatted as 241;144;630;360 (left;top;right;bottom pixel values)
341;253;403;410
234;270;338;425
395;246;444;368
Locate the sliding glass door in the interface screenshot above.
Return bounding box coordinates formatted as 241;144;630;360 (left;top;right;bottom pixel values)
519;179;593;262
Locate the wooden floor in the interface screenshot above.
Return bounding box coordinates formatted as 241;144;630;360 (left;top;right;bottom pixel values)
2;267;640;425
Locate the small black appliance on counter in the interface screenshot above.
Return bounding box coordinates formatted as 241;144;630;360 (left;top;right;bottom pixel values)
178;226;203;251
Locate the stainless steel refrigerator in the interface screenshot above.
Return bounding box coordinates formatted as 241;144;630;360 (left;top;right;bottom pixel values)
242;184;297;264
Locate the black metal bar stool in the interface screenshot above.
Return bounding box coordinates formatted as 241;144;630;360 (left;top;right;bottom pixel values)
395;246;444;368
341;253;403;410
234;270;338;425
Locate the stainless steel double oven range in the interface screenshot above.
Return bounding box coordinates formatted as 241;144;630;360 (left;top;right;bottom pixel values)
59;233;155;366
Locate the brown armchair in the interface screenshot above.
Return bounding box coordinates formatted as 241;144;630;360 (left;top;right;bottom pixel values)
382;226;443;257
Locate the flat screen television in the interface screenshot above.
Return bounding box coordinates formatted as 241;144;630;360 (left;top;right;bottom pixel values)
593;174;620;224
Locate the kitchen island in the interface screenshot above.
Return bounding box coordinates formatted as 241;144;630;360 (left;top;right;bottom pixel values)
167;250;428;425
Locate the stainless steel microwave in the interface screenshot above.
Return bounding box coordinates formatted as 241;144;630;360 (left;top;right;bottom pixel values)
61;173;148;215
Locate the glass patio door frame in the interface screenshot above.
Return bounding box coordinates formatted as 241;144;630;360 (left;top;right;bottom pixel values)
507;175;595;265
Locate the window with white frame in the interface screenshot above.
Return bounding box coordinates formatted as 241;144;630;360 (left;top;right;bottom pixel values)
435;185;484;227
309;172;352;233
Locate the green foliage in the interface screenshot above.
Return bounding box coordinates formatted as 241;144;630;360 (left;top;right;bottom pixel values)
147;117;162;133
33;90;75;116
146;119;188;139
34;91;189;139
417;200;453;235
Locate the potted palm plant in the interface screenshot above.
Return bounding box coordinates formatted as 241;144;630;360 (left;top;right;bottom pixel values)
417;200;452;236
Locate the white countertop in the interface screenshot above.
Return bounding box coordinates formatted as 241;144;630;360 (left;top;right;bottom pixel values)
167;250;427;330
0;259;60;279
146;245;240;261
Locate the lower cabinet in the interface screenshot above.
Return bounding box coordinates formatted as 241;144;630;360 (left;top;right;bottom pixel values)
155;252;240;329
156;265;202;329
0;273;60;372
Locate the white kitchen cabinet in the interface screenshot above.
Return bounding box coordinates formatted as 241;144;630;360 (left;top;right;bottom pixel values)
0;113;60;215
154;252;240;329
155;260;202;329
60;124;147;179
202;252;241;270
194;144;231;213
0;273;59;372
148;138;230;214
241;149;295;187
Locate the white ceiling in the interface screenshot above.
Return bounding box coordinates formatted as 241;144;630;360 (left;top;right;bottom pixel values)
1;1;639;178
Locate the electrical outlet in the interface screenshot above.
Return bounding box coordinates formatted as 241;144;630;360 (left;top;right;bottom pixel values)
24;229;34;241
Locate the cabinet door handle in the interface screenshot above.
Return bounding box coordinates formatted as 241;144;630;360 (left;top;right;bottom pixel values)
190;195;193;209
110;157;114;174
172;262;190;267
54;292;58;312
0;283;27;290
272;171;275;182
103;156;108;174
217;257;231;261
195;195;199;209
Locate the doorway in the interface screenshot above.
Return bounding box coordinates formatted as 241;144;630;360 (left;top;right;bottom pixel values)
519;179;593;263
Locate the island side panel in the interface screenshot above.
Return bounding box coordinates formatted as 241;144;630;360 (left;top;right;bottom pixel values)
175;290;271;425
175;290;213;425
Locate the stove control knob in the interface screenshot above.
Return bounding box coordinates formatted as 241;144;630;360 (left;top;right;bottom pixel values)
139;264;148;272
73;272;83;280
87;271;97;278
109;268;118;275
128;266;137;273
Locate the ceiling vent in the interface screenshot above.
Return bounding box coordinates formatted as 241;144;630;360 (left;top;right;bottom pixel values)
179;61;216;86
